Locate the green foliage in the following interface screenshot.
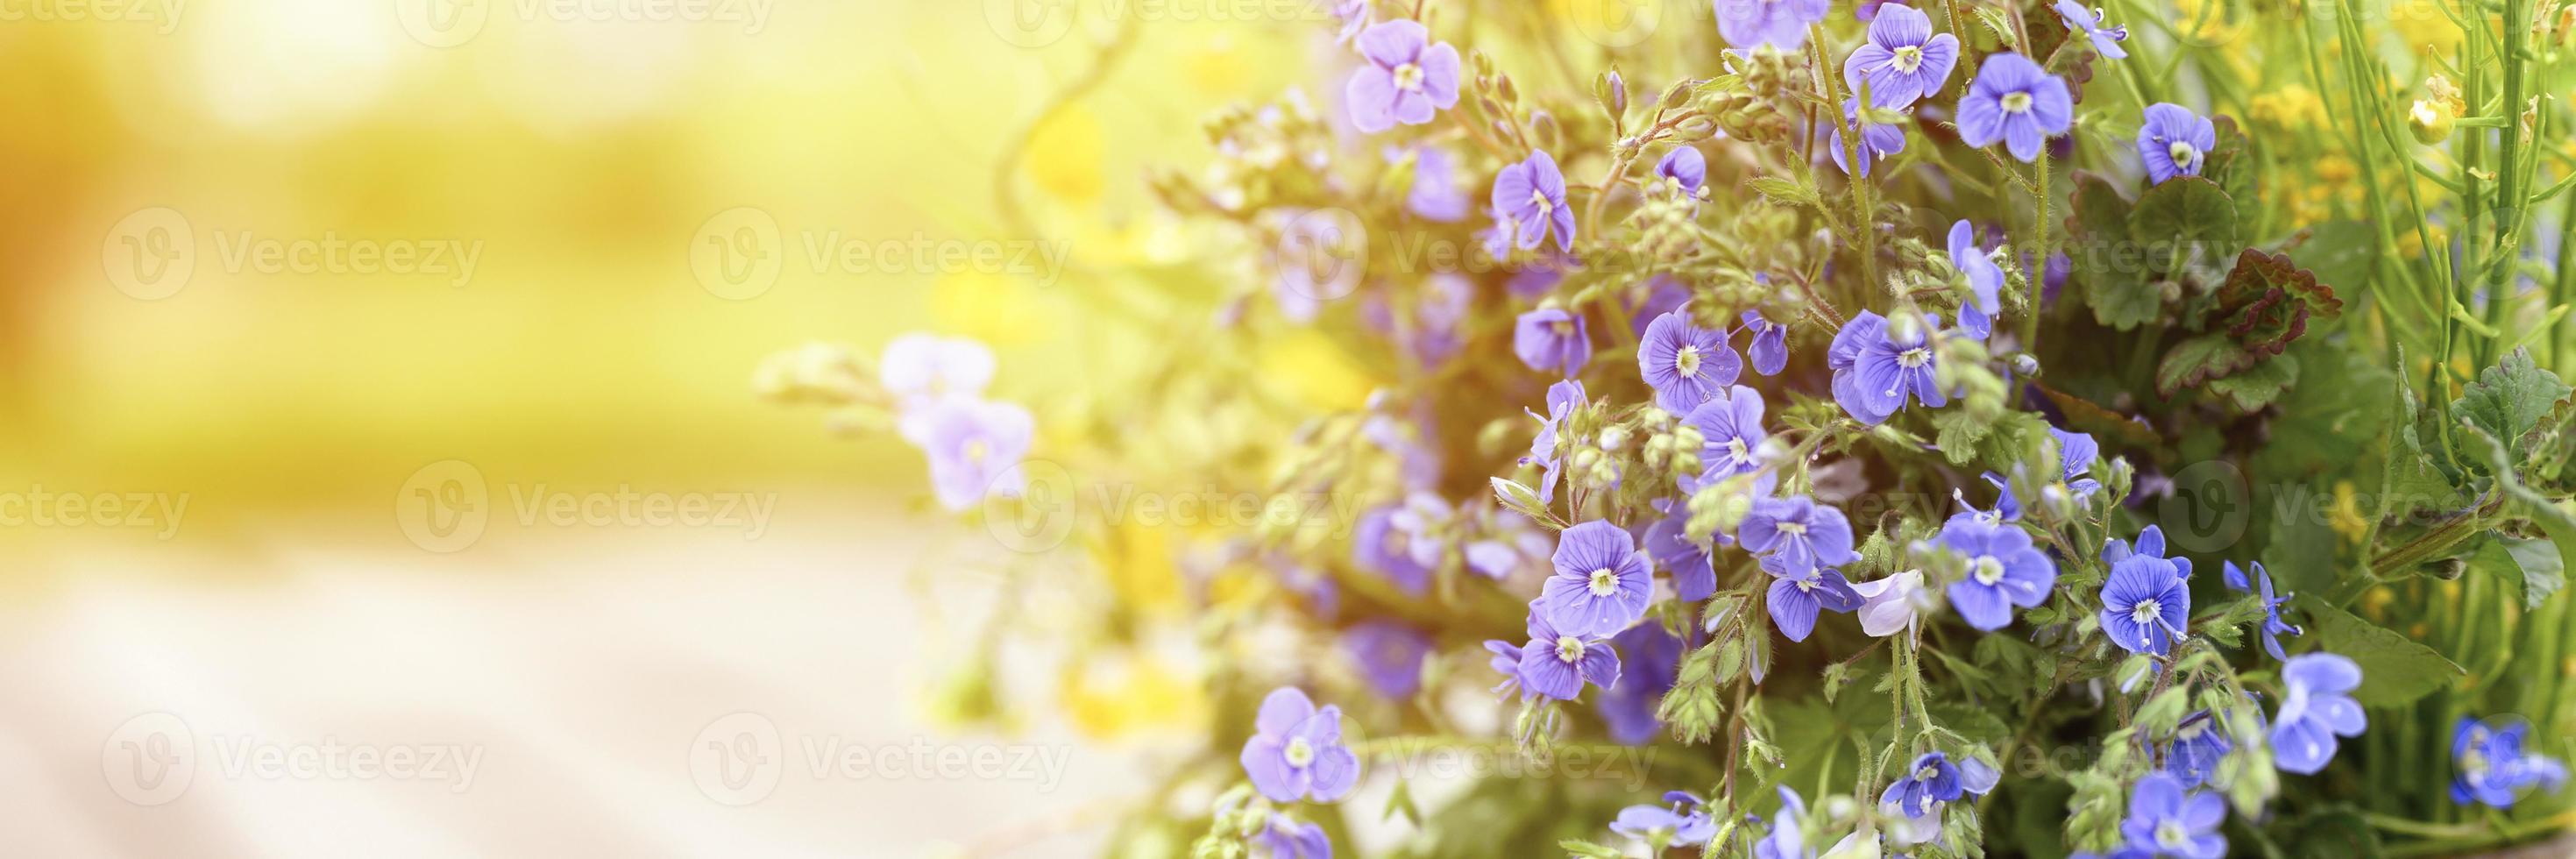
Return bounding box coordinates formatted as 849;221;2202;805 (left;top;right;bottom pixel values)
2301;600;2463;707
2466;536;2565;612
2450;348;2572;460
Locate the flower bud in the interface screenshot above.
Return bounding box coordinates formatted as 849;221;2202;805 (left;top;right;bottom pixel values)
2409;99;2456;144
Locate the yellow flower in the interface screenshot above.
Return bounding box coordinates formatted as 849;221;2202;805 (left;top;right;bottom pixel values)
1060;650;1207;739
1259;329;1379;411
2328;480;2372;545
2317;154;2359;184
2252;86;2328;130
2172;0;2245;43
2392;0;2463;57
1091;516;1187;617
1025;105;1104;206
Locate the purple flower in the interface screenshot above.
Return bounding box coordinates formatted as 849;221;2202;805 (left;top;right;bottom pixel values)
881;334;996;406
1392;145;1472;222
1257;813;1333;859
1344;621;1433;699
1643;505;1718;601
2099;553;2190;657
1713;0;1829;51
1514;307;1593;376
1632;276;1692;336
911;396;1034;511
1491;150;1575;252
1483;639;1533;699
1880;752;1963;817
1938;517;2057;631
1752;786;1808;859
2054;0;2130;59
1409;273;1473;364
2118;772;2225;858
1957;53;2074;163
1638;309;1742;412
1738;494;1856;576
1739;310;1789;375
1540;520;1656;636
1345;20;1460;133
2103;524;2184;571
1829;309;1948;425
1948;220;2005;339
1827;97;1909;177
1655;146;1707;195
2222;560;2303;661
1240;686;1361;803
1515;601;1622;700
1353;504;1433;594
2272;652;2367;774
1763;552;1863;642
2452;716;2570;808
1613;791;1718;847
1842;3;1960;108
1328;0;1367;44
1386;492;1452;569
1600;622;1685;744
1522;379;1587;502
2164;710;2232;788
1685;385;1769;486
2136;103;2217;185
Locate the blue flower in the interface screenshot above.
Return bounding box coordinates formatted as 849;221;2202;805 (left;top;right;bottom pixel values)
1639;309;1742;412
1739;494;1858;576
1763;552;1864;642
2452;716;2571;808
1685;385;1770;488
1482;639;1533;700
1256;813;1333;859
2117;772;2226;858
2136;103;2216;185
1753;786;1810;859
1938;516;2057;631
1957;52;2073;162
1240;686;1361;803
2054;0;2131;59
2163;710;2233;788
1842;3;1960;108
2103;524;2192;580
1353;504;1432;594
1959;754;2002;797
1880;752;1964;817
2271;652;2367;774
1827;96;1909;177
1948;220;2005;339
1514;600;1622;700
1343;621;1433;699
1539;520;1656;636
1345;20;1462;133
2099;553;2190;657
1522;379;1587;502
1492;150;1575;252
1394;145;1471;222
1827;309;1948;424
2222;560;2303;661
1712;0;1828;51
1643;502;1719;601
1613;791;1719;848
1741;309;1789;375
1600;622;1685;744
1514;307;1593;376
1656;146;1707;196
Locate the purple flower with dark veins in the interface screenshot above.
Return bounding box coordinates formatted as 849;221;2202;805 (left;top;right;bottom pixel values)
1742;310;1789;375
1948;220;2005;339
1957;52;2073;162
1239;686;1360;803
1515;600;1622;700
1762;552;1863;642
2136;103;2217;185
1827;97;1909;178
1842;3;1959;108
2099;552;2190;657
1829;310;1948;424
1638;309;1742;412
1685;385;1769;486
1345;20;1461;133
1937;516;2057;631
1539;520;1656;636
1515;307;1593;376
1738;494;1856;576
1492;150;1575;252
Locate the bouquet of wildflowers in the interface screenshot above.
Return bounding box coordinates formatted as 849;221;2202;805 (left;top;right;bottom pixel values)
777;0;2576;855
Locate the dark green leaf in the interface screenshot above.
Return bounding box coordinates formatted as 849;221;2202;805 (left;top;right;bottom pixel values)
2301;600;2463;707
2450;348;2572;460
2467;536;2565;611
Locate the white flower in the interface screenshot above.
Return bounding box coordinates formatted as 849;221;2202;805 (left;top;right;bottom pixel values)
1849;569;1936;637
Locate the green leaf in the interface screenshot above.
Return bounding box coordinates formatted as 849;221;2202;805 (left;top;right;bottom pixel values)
2129;175;2239;256
2467;536;2565;611
2292;221;2377;302
2301;600;2463;707
2205;351;2299;412
1933;408;1993;465
2090;276;2166;331
1747;175;1818;209
2458;424;2576;605
2450;348;2572;460
2155;333;2261;399
2379;347;2466;519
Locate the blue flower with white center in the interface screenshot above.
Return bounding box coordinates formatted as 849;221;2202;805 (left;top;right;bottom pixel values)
2117;772;2226;858
1513;600;1622;700
2163;710;2232;788
1937;515;2057;631
2054;0;2131;59
1638;309;1742;412
1880;751;1964;817
1957;52;2074;163
2222;560;2303;661
1842;3;1960;108
2099;553;2190;657
1539;520;1656;636
1612;790;1718;848
2271;652;2367;774
2136;103;2216;185
1761;552;1864;642
2452;715;2571;808
1827;309;1948;425
2103;524;2193;579
1685;384;1769;487
1739;494;1858;577
1240;686;1361;804
1948;220;2005;339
